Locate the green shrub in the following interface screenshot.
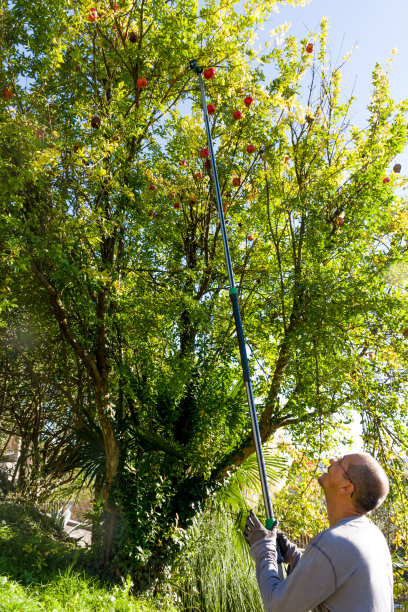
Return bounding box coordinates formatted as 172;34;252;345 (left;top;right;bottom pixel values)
0;499;77;584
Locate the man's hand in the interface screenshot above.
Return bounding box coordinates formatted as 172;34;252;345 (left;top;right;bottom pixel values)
277;531;290;558
277;530;301;567
244;510;277;547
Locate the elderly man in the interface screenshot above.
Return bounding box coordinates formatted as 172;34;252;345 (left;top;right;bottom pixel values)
244;452;393;611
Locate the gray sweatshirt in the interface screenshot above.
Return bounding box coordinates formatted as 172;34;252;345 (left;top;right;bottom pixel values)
250;515;393;612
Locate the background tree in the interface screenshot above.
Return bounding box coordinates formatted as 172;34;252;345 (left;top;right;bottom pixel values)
0;297;87;497
1;0;408;587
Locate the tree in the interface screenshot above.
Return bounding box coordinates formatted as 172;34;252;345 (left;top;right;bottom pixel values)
0;298;86;498
1;0;408;584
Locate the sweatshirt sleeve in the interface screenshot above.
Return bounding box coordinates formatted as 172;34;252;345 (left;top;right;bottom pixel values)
250;535;337;612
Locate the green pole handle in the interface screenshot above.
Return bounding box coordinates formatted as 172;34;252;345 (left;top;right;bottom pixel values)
265;517;277;530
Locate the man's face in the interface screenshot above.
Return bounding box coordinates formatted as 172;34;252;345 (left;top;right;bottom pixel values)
318;456;354;495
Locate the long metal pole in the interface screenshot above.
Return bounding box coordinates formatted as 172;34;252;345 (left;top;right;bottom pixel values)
189;60;276;529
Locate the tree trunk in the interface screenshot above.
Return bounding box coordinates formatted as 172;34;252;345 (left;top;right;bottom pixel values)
95;386;121;565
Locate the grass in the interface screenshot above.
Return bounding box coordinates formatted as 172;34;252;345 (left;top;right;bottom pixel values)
0;499;177;612
0;572;171;611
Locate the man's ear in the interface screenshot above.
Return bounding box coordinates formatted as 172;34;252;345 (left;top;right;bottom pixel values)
339;482;354;497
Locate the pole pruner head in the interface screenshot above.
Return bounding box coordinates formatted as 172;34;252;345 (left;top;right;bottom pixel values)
189;59;203;74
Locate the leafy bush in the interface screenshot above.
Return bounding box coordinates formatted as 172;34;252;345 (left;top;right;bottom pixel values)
0;499;77;584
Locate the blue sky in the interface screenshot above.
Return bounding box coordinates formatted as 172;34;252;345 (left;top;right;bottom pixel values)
257;0;408;171
266;0;407;104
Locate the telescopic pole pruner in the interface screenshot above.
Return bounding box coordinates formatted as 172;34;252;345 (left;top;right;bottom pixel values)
189;59;276;530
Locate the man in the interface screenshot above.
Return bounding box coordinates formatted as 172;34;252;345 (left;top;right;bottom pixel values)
244;452;393;611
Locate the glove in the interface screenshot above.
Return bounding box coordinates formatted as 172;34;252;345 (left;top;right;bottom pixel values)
277;530;301;565
277;531;289;558
244;510;277;547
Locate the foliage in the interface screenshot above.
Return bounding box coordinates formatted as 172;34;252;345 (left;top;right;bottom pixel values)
1;0;408;587
372;488;408;603
0;499;176;610
176;504;264;612
173;449;287;610
0;572;175;611
271;456;327;541
216;441;288;513
0;307;90;499
64;411;107;491
0;499;77;584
